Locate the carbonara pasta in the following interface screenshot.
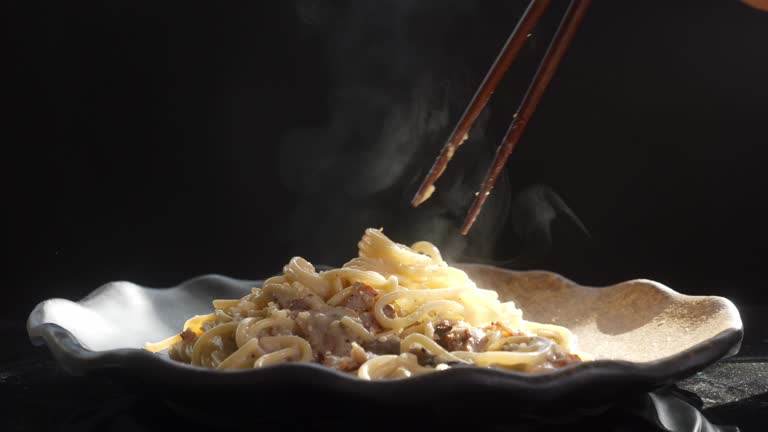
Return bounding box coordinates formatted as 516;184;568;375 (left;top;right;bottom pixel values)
146;228;587;379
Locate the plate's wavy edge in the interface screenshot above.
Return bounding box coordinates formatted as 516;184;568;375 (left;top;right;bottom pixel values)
27;271;744;402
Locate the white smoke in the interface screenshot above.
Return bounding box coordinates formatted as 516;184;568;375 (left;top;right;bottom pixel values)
278;0;586;268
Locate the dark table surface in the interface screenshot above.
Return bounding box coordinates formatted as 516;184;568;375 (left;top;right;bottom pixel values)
4;306;768;432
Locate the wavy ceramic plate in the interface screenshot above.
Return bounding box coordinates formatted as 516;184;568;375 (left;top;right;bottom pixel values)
27;264;743;419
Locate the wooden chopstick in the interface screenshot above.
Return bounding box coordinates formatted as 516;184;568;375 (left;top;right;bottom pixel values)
410;0;552;208
461;0;592;235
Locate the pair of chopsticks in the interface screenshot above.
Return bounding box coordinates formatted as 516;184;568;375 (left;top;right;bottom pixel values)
411;0;591;235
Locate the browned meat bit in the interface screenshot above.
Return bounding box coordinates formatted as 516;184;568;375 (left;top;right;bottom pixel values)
382;304;396;319
340;282;378;313
271;285;325;311
288;298;311;311
434;322;481;352
437;328;471;351
323;354;359;372
314;351;326;363
362;335;401;355
359;312;383;333
434;321;452;337
180;328;196;342
294;307;360;357
410;347;437;367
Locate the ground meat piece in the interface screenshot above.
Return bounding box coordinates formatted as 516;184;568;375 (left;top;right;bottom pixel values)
410;347;437;367
271;284;325;311
362;335;401;355
359;312;383;333
340;282;378;313
288;298;311;311
382;304;396;319
180;329;196;342
434;321;452;337
434;324;477;352
323;354;359;372
294;308;359;357
440;328;471;351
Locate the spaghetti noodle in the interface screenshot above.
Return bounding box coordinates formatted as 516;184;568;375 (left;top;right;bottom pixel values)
146;228;587;379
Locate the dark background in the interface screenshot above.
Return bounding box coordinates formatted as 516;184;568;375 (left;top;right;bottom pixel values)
5;0;768;323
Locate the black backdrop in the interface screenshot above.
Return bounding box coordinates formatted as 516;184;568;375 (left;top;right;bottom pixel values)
6;0;768;321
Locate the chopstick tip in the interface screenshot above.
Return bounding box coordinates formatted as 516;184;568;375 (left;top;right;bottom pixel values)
411;184;436;208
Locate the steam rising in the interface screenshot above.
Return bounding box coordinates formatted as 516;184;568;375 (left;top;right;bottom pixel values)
279;0;588;268
482;185;591;267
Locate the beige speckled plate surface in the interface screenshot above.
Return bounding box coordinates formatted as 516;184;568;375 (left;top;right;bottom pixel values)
460;263;743;364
